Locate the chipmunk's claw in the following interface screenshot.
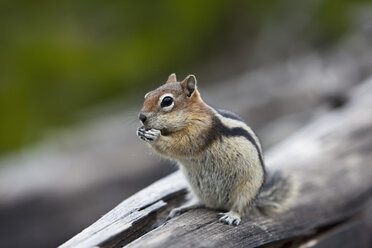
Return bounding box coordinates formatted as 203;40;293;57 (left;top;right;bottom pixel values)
218;212;241;226
137;127;161;143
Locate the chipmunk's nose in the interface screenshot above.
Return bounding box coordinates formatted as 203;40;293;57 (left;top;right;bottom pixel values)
139;113;147;123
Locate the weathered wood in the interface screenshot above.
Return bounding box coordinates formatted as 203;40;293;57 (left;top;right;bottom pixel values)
60;171;188;248
294;201;372;248
61;78;372;248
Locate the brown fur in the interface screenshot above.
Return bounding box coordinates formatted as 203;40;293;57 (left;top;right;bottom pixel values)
140;77;210;157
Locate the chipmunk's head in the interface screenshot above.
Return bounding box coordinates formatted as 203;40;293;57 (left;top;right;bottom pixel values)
138;73;203;135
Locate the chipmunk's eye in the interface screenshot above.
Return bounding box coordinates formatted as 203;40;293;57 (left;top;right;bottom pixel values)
159;95;174;112
161;96;173;108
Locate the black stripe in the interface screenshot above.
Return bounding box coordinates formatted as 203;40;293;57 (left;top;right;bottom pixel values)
219;122;265;169
204;115;265;168
216;108;245;122
214;117;267;196
200;112;266;197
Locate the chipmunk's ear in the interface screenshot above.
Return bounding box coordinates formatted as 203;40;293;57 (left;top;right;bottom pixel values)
181;74;197;97
166;73;177;83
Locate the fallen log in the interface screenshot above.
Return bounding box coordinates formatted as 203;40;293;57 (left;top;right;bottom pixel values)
60;77;372;248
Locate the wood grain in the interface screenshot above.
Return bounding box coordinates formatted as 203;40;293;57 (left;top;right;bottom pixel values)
59;171;188;248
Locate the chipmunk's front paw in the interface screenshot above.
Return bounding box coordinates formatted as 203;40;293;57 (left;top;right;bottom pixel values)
218;211;241;226
137;127;161;143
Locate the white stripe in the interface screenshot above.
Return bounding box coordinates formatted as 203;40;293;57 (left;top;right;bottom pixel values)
213;110;263;155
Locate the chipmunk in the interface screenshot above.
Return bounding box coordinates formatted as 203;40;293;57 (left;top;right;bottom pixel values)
136;73;293;225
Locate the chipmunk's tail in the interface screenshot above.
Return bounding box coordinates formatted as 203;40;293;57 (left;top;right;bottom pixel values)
255;170;296;216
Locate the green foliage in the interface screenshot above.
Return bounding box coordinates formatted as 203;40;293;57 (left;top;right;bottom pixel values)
0;0;369;155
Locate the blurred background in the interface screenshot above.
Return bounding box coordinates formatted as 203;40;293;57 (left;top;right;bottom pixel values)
1;0;372;247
